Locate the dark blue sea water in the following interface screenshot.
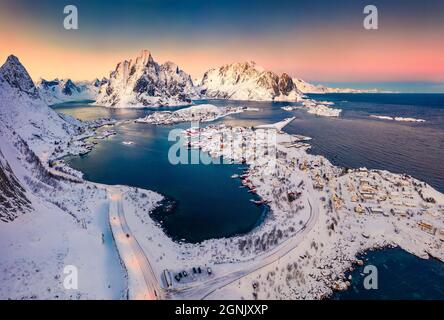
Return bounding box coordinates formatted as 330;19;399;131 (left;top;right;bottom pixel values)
56;102;267;243
54;94;444;299
331;247;444;300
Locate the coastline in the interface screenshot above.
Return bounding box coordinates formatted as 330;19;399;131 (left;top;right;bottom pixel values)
181;119;443;299
30;101;444;300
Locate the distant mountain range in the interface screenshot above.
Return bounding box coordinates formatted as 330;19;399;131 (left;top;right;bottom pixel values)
292;78;380;94
27;49;381;107
37;77;106;105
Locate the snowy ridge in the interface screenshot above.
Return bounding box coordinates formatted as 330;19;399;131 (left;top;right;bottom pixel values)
37;78;101;105
94;50;198;108
200;61;302;102
293;78;381;94
0;55;83;157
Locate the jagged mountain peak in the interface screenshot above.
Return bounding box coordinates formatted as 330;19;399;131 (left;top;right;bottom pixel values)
0;55;39;99
136;49;154;66
212;61;261;74
161;61;179;70
93;77;108;87
200;61;301;102
94;50;197;108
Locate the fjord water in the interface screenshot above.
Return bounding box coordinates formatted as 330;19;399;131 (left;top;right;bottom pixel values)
297;94;444;193
58;102;267;243
55;94;444;299
331;247;444;300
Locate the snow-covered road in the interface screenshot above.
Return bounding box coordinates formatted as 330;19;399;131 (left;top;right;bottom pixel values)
108;188;164;300
171;188;320;299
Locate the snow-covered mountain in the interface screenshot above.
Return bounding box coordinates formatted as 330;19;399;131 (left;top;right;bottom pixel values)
200;61;302;102
0;55;83;156
293;78;379;94
0;54;82;221
37;78;102;105
0;55;132;299
94;50;198;108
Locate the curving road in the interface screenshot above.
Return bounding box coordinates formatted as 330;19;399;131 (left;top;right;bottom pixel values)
108;188;164;300
172;187;320;299
108;183;319;300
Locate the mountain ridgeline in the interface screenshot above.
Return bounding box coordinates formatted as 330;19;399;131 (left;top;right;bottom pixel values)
4;50;379;108
200;61;302;101
94;50;198;108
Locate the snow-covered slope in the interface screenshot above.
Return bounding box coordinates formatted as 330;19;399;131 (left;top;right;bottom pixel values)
37;78;102;105
0;55;84;157
0;118;128;299
293;78;379;94
94;50;198;108
200;61;302;102
0;55;130;299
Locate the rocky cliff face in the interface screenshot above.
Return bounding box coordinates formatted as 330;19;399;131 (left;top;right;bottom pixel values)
0;149;31;222
0;55;39;99
95;50;198;108
200;62;302;102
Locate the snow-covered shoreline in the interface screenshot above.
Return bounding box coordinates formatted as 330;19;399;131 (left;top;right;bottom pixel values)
36;114;442;300
175;122;443;299
135;104;252;125
370;115;426;123
94;99;194;109
281;99;342;117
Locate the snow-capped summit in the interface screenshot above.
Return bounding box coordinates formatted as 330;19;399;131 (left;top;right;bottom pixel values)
200;61;302;102
37;78;99;105
94;50;198;108
92;77;108;88
0;55;40;99
0;55;81;156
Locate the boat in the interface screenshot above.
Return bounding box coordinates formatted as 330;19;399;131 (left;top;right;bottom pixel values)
231;174;239;179
250;199;268;206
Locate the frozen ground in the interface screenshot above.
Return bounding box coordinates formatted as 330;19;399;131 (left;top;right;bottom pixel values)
0;55;162;299
135;104;253;125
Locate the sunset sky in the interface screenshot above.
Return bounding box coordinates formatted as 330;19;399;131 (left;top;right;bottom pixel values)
1;0;444;92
